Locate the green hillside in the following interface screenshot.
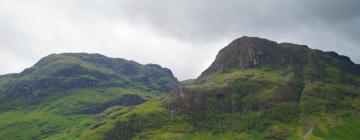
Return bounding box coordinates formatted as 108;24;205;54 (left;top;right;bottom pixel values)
0;37;359;140
83;37;360;140
0;53;179;139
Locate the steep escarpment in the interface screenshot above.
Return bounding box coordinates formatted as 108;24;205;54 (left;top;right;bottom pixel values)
200;37;279;75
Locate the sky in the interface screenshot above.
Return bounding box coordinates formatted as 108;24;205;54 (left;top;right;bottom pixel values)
0;0;359;80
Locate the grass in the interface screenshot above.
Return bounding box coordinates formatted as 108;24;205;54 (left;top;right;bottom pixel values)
0;87;160;140
33;87;157;114
80;65;360;140
80;100;165;140
83;102;360;140
82;99;300;139
133;131;245;140
0;75;16;88
1;51;359;139
309;117;360;140
193;67;286;90
0;110;93;140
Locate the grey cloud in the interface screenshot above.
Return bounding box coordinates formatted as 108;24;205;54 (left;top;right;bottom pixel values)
115;0;360;40
0;0;359;80
113;0;360;62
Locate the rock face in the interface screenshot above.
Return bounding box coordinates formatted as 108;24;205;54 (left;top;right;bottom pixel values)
201;37;278;76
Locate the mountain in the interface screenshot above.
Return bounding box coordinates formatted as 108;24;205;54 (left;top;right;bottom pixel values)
0;53;178;109
0;37;359;140
84;37;360;140
167;36;360;113
0;53;179;139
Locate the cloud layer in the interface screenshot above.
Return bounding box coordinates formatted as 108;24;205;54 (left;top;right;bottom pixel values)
0;0;359;80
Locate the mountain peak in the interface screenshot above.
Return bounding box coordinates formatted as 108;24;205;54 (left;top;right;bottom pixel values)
228;36;278;48
200;36;279;76
200;36;359;78
0;53;179;103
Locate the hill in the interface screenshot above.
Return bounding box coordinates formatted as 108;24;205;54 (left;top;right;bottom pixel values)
0;53;179;139
84;37;360;140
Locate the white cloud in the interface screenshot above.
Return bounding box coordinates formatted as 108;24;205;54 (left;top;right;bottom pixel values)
0;0;226;80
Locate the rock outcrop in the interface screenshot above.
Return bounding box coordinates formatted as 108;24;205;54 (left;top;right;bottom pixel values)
201;37;278;76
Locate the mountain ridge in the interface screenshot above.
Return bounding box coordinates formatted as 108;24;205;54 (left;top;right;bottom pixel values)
0;53;179;110
0;37;359;140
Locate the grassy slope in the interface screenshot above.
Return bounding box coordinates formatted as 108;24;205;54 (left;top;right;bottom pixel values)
1;50;359;139
0;53;180;139
83;65;360;140
1;68;358;140
80;100;166;140
82;99;360;140
0;111;93;140
0;87;159;140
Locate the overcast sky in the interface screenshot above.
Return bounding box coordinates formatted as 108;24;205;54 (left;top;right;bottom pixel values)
0;0;359;80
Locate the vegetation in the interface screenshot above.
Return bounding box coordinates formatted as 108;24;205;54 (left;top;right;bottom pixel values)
0;87;161;140
81;61;360;139
84;37;360;140
0;53;178;140
0;37;360;140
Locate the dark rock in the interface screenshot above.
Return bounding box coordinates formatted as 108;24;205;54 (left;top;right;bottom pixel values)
200;37;279;77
